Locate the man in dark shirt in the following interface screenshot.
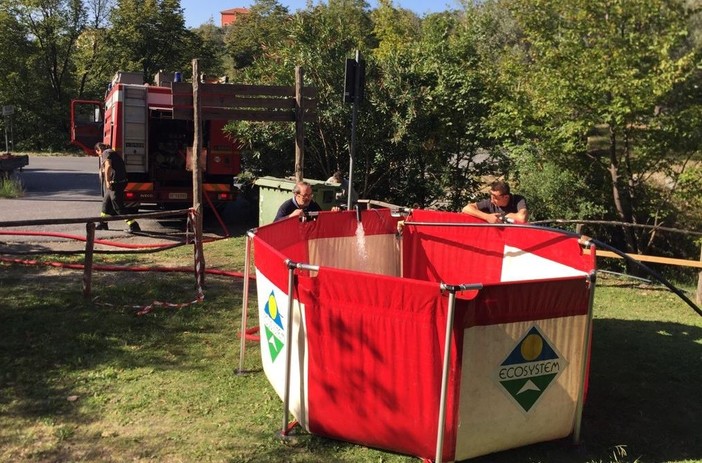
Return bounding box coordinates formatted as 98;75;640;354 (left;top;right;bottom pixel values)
274;181;323;222
94;142;141;232
462;180;528;224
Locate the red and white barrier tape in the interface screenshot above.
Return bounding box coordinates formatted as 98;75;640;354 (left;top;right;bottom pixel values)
135;294;205;316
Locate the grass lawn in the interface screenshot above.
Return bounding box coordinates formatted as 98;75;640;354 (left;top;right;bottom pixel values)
1;236;701;463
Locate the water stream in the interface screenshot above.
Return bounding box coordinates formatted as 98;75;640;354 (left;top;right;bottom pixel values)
355;221;369;270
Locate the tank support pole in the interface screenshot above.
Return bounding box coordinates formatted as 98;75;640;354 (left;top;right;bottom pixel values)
436;283;482;463
573;270;597;443
237;232;254;374
281;260;297;436
279;260;320;437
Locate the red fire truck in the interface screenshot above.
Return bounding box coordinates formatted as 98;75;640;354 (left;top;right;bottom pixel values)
70;71;240;211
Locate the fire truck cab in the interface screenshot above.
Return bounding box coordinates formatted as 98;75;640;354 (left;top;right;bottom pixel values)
70;71;240;210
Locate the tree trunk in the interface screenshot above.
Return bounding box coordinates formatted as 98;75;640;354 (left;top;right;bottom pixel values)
607;124;639;254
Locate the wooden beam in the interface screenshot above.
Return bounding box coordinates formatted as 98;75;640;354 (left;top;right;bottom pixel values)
202;96;296;109
199;83;317;98
176;108;318;122
294;66;304;182
192;59;205;289
172;82;317;98
0;209;190;228
584;249;702;269
202;108;297;121
697;247;701;305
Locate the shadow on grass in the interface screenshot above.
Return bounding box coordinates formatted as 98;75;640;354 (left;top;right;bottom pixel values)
469;317;702;463
0;270;218;416
1;266;700;463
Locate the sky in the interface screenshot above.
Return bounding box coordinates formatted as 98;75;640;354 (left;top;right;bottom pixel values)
181;0;460;29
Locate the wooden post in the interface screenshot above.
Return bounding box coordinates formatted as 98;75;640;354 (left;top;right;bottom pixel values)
192;59;206;289
697;245;701;305
83;222;95;298
294;66;304;182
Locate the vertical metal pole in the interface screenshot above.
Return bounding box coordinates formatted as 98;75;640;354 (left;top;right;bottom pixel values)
435;285;458;463
281;261;296;435
347;50;361;211
573;271;597;442
237;233;253;374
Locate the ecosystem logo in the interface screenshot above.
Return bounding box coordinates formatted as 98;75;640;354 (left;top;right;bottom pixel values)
496;325;566;412
263;291;285;363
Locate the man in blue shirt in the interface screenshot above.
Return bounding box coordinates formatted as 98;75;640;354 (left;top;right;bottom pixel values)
274;181;323;221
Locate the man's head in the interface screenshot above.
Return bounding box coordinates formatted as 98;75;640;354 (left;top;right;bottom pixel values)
489;180;511;208
94;142;110;154
293;181;314;208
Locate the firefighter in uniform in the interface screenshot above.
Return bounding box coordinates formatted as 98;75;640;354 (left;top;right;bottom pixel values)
94;142;141;233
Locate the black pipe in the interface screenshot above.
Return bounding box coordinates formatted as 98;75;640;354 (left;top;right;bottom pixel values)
585;237;702;317
401;220;702;318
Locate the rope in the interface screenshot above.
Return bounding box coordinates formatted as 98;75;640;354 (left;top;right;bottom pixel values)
135;296;204;316
188;208;205;301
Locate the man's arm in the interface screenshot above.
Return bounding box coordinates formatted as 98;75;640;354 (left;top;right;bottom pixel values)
505;208;528;224
462;202;502;224
274;199;302;221
505;196;528;223
103;159;114;190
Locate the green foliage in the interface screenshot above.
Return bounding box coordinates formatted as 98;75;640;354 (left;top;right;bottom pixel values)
0;175;25;198
0;0;699;266
223;0;290;71
189;21;227;77
370;0;420;60
1;0;87;150
492;0;700;257
227;1;508;208
227;0;377;186
508;144;607;221
107;0;193;82
675;164;702;214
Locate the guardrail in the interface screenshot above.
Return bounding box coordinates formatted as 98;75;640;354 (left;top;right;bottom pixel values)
0;209;191;298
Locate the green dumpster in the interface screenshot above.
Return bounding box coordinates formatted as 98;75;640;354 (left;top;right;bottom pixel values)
254;176;342;225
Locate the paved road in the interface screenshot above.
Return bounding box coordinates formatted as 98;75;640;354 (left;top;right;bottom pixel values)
0;154;255;250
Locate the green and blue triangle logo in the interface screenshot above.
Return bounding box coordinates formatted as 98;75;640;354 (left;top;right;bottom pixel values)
263;291;285;363
496;325;566;413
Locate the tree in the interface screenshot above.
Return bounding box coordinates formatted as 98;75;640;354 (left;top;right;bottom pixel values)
1;0;88;149
226;0;503;208
493;0;700;255
367;5;503;208
223;0;290;72
227;0;378;186
190;20;227;78
73;0;115;98
107;0;192;82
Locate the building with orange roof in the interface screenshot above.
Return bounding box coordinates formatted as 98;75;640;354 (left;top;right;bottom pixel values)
221;7;250;27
